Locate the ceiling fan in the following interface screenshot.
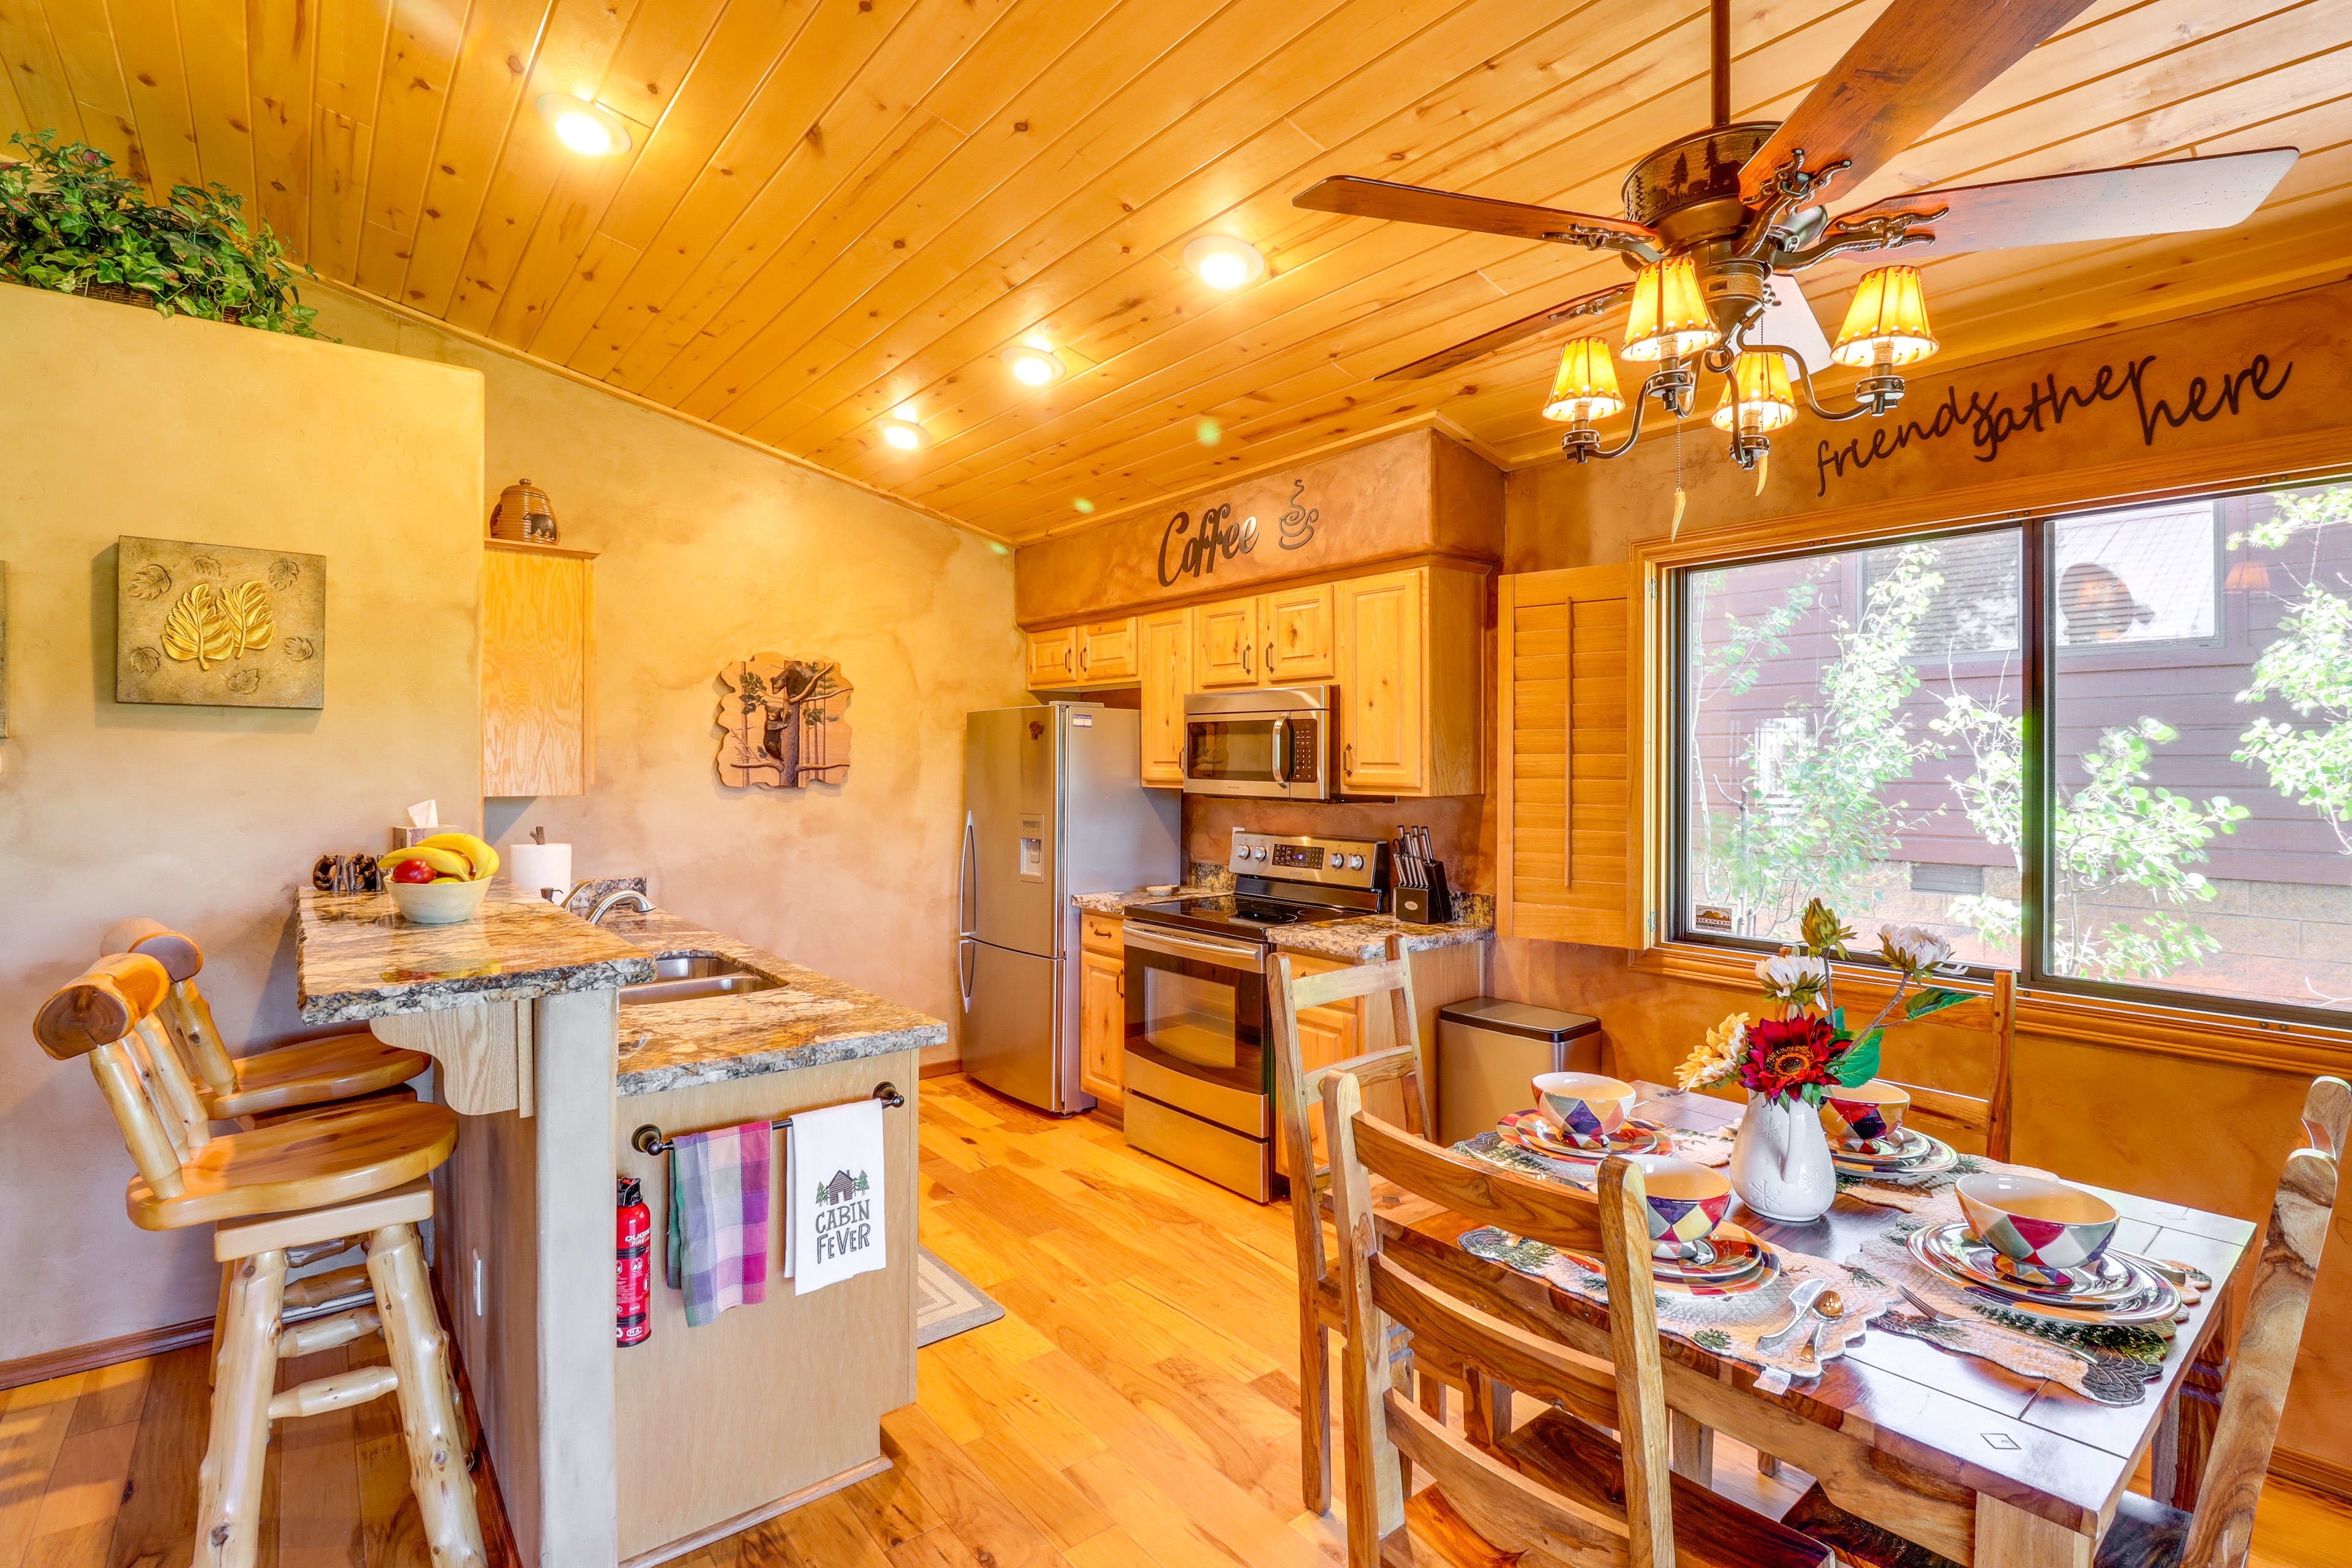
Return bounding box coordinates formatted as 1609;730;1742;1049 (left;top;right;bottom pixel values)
1290;0;2297;470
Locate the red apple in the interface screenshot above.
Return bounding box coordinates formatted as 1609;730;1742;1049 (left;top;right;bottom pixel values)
392;859;438;884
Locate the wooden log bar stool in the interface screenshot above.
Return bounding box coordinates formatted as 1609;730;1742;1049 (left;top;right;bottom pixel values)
102;918;431;1122
37;953;487;1568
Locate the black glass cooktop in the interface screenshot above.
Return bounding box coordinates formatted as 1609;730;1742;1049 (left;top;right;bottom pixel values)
1124;892;1356;941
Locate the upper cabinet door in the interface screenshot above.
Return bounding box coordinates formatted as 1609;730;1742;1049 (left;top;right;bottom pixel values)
1336;569;1425;794
1027;627;1079;688
1260;582;1335;684
483;543;597;797
1193;595;1259;689
1078;617;1138;684
1137;607;1192;788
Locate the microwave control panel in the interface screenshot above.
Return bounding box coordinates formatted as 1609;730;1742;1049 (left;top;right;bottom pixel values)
1229;829;1384;889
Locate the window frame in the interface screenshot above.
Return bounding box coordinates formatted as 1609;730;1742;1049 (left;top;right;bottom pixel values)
1662;488;2350;1032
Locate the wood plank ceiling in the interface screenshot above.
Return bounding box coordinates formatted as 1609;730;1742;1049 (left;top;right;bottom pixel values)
4;0;2347;540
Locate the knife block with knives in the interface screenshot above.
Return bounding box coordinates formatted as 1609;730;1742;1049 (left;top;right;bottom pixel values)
1391;824;1453;925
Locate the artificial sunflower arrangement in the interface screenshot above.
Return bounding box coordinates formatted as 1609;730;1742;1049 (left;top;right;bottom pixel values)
1675;898;1971;1106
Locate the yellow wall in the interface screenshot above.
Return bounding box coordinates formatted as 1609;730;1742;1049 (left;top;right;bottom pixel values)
0;285;486;1361
307;292;1027;1073
1492;289;2352;1474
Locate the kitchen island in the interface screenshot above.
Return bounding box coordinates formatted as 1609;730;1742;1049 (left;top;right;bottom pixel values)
295;886;944;1568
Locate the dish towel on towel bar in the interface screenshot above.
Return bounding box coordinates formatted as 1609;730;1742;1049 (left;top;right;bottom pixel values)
665;1122;771;1326
786;1095;889;1294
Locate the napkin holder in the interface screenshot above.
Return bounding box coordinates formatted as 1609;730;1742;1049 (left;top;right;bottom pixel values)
1395;862;1453;925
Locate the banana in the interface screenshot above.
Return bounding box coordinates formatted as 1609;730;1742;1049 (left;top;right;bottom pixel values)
380;845;472;879
420;831;499;880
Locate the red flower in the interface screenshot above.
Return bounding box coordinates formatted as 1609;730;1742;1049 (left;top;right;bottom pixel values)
1739;1014;1840;1100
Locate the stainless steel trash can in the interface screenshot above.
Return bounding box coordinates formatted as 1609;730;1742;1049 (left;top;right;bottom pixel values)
1436;998;1604;1146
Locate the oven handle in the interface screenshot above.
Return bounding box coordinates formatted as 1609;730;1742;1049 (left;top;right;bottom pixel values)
1123;923;1268;968
1270;715;1291;785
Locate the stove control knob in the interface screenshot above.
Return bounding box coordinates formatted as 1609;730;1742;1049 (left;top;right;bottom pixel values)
1348;854;1365;870
1253;846;1268;861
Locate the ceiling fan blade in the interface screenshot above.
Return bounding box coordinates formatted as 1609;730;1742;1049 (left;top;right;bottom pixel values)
1833;148;2300;254
1739;0;2100;206
1373;283;1634;381
1293;175;1656;246
1751;273;1831;375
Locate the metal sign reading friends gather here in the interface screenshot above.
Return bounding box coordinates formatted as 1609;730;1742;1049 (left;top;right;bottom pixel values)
1155;478;1320;586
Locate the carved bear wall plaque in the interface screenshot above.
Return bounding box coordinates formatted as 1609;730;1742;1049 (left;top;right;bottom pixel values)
716;654;852;788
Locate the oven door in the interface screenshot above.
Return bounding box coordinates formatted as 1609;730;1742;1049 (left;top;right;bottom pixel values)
1180;709;1330;800
1121;922;1270;1137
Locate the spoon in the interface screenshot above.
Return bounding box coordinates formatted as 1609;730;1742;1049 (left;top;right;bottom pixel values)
1760;1279;1828;1353
1811;1291;1850;1364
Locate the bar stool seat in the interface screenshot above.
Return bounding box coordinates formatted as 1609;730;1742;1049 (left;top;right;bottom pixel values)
127;1097;458;1229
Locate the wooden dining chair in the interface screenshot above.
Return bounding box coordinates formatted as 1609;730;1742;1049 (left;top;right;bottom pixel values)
37;953;487;1568
1319;1066;1834;1568
1776;1074;2350;1568
103;918;429;1121
1271;945;1441;1515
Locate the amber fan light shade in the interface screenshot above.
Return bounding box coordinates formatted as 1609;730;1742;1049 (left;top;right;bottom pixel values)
1832;265;1939;368
1542;337;1626;423
1622;256;1720;363
1709;351;1798;434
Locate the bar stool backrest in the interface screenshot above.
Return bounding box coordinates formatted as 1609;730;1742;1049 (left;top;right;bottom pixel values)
102;916;239;1098
36;953;202;1199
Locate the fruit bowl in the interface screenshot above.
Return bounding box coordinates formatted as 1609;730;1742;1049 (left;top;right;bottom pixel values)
388;876;491;925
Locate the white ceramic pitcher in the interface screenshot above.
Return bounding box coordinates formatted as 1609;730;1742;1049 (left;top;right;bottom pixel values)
1728;1091;1837;1223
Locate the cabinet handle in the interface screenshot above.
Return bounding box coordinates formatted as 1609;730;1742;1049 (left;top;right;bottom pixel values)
1116;973;1125;996
1080;646;1089;674
1063;647;1072;672
1344;742;1355;777
1243;642;1253;674
1265;639;1275;673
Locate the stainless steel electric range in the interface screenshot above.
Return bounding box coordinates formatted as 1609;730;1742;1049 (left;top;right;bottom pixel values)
1119;829;1389;1201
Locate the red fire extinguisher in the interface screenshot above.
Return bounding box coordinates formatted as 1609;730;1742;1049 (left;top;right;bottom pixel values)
616;1175;652;1348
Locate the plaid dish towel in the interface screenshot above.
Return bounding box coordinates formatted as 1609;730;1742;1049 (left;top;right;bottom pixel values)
664;1123;772;1326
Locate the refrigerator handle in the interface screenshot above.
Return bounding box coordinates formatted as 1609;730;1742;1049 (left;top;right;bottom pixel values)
956;937;974;1012
957;811;976;937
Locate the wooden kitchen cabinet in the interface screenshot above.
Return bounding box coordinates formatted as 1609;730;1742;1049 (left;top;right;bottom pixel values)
1334;564;1484;797
1259;581;1335;683
1079;913;1126;1106
1137;607;1192;787
481;540;597;797
1027;627;1079;688
1193;594;1259;688
1077;617;1137;682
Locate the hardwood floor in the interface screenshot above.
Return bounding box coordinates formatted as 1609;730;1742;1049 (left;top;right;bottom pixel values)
2;1071;2347;1568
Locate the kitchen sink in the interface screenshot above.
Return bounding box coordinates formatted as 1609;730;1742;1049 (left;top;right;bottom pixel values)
621;952;785;1005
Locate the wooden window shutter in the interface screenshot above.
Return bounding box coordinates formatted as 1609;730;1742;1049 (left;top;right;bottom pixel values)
1498;564;1642;948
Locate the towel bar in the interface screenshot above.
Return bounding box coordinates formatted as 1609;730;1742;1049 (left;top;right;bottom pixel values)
628;1081;905;1157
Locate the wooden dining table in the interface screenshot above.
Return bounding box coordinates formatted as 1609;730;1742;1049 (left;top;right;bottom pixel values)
1376;1082;2259;1568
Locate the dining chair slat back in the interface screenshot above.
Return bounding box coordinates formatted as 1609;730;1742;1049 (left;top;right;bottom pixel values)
1272;943;1435;1515
1322;1067;1669;1568
1787;954;2015;1159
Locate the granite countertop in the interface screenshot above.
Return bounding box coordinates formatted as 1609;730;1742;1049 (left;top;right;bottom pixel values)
1070;884;1496;959
297;884;657;1026
595;907;946;1098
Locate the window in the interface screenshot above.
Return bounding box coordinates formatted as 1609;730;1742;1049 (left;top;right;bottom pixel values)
1673;479;2352;1023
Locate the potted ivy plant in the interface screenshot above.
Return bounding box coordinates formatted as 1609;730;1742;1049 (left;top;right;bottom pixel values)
0;130;320;336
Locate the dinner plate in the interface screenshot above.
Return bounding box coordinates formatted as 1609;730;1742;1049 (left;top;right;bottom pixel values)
1917;1222;2135;1298
1907;1226;2183;1324
1834;1133;1958;1178
1651;1227;1770;1284
1499;1112;1670;1162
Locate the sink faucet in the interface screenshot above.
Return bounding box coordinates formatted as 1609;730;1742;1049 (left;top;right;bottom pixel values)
559;881;654;924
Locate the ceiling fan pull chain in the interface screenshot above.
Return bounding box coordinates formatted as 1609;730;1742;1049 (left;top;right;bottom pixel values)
1670;413;1687;540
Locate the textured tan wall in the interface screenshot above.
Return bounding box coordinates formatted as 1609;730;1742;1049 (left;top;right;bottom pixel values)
309;293;1027;1073
1494;295;2352;1469
0;285;485;1362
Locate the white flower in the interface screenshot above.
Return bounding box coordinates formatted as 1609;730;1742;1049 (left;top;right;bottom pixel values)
1877;925;1953;974
1754;954;1829;997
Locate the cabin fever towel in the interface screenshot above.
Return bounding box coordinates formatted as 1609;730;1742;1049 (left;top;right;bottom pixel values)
785;1096;888;1295
665;1123;771;1326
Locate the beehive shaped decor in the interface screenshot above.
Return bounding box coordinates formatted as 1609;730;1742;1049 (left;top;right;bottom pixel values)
717;654;852;788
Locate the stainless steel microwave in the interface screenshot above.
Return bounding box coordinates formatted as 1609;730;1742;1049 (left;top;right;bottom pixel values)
1180;687;1336;801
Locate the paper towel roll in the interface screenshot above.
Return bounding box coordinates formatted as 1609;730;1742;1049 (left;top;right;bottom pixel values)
507;842;572;903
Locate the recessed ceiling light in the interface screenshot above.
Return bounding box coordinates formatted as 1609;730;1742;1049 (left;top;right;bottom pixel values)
535;94;630;156
878;419;928;452
1183;236;1265;289
1000;344;1065;386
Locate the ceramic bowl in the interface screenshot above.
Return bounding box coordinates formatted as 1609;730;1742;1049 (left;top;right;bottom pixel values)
1531;1071;1637;1150
1622;1154;1733;1259
1954;1172;2118;1269
1821;1079;1912;1152
388;878;491;925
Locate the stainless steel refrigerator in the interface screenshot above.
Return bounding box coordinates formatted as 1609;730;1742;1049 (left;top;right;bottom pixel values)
959;704;1180;1114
